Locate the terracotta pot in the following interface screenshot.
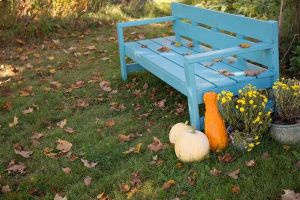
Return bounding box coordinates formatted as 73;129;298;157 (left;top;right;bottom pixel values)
270;122;300;144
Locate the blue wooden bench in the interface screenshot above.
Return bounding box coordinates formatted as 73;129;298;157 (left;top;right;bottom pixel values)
117;2;279;130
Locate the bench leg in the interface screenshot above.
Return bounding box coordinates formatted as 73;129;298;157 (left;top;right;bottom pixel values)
187;94;202;130
117;25;127;81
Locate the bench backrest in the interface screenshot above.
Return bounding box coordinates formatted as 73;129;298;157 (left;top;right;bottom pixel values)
171;3;278;69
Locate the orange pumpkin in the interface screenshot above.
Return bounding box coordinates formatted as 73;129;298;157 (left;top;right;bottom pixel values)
204;92;228;152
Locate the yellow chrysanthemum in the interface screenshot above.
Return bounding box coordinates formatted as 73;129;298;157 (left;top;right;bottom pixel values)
240;107;245;112
249;143;255;148
249;100;254;104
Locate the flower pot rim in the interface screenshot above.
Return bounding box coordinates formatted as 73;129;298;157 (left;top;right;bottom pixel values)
270;121;300;128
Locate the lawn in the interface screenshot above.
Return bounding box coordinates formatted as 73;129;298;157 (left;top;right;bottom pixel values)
0;23;300;200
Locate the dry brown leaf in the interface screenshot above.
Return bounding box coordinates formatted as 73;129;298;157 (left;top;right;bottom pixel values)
147;137;164;152
244;70;263;76
84;176;92;186
20;86;33;97
155;99;167;109
100;81;112;92
158;46;170;52
218;69;234;77
56;139;72;153
126;187;138;199
14;144;33;158
97;192;111;200
218;153;234;163
118;134;135;142
123;143;142;154
9;116;18;127
149;155;164;166
281;189;300;200
31;132;44;140
62;167;71;174
131;172;142;187
163;180;176;190
1;185;11;193
22;107;34;114
48;56;55;61
227;168;240;180
50;81;62;89
64;127;75;134
239;43;251;48
86;45;97;50
3;101;12;111
43;147;57;158
81;158;98;168
6;160;26;174
54;194;67;200
120;184;131;192
105;119;115;127
231;185;240;194
296;160;300;169
74;99;89;109
57;119;67;128
262;152;270;160
210;168;222;176
245;160;256;167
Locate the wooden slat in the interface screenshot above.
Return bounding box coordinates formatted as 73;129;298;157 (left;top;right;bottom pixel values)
166;35;273;69
124;42;215;92
172;2;275;43
152;37;255;82
136;39;236;87
173;21;248;49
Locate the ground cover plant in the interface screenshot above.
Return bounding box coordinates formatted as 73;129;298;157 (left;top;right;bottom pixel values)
1;17;300;200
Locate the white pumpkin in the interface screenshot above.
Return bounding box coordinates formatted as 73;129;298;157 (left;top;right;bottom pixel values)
175;130;210;162
169;122;193;144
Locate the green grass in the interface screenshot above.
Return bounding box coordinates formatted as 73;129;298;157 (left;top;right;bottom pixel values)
0;24;300;200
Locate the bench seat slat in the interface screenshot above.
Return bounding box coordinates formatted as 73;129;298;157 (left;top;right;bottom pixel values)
124;42;216;92
151;37;256;83
136;39;237;87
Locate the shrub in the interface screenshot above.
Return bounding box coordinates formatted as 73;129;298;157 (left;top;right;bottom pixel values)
217;85;271;151
272;78;300;124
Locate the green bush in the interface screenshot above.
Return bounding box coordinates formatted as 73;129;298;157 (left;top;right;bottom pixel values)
288;45;300;75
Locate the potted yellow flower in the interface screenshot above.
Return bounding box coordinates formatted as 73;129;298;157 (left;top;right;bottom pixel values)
217;85;271;151
271;78;300;144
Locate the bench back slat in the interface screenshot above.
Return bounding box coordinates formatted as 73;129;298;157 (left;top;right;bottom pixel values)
171;2;275;43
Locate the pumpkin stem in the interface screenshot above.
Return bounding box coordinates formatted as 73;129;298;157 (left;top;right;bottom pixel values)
184;121;189;125
192;126;196;134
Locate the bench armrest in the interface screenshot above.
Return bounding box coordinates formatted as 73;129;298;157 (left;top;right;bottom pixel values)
184;43;273;64
117;16;176;28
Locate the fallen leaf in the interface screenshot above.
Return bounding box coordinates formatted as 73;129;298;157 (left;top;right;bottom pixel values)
56;139;72;153
228;168;240;180
131;172;142;187
100;81;112;92
74;99;89;109
1;185;11;193
155;99;167;109
54;194;67;200
244;70;264;76
149;155;164;166
31;132;44;140
81;158;98;168
218;69;234;77
43;147;57;158
123;143;142;154
126;187;138;199
3;101;12;111
64;127;75;134
245;160;256;167
118;134;135;142
120;184;131;192
14;143;33;158
281;189;300;200
239;43;251;48
50;81;62;89
84;176;92;186
283;145;290;151
296;161;300;169
157;46;170;52
210;168;222;176
218;153;234;163
62;167;71;174
97;192;111;200
147;137;164;152
105;119;115;127
86;45;97;50
8;116;18;127
22;107;34;114
57;119;67;128
163;180;176;190
47;56;55;61
262;152;270;160
231;185;240;194
6;160;26;174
